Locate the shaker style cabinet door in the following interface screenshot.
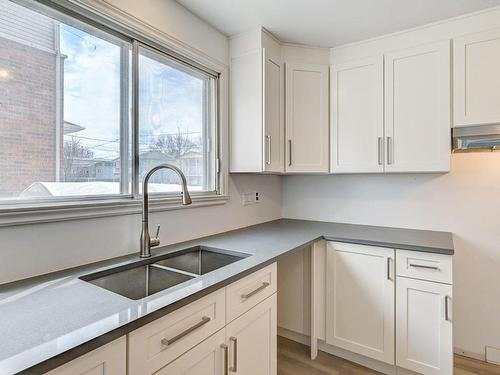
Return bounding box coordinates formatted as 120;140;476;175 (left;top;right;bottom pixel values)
285;63;329;173
396;277;453;375
225;294;277;375
230;29;284;173
325;242;395;364
454;28;500;126
384;40;451;172
263;48;285;173
331;56;384;173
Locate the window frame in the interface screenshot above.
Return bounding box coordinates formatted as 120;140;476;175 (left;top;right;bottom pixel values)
0;0;227;225
132;41;220;199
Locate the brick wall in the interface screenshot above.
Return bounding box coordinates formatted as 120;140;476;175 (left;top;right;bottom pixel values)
0;37;57;198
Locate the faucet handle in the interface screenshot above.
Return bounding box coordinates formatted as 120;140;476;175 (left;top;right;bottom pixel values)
150;225;161;248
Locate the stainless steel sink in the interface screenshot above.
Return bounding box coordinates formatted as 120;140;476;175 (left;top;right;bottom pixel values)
80;247;249;300
154;246;247;275
81;264;194;300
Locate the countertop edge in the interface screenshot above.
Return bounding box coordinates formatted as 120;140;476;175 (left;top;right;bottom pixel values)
324;236;455;255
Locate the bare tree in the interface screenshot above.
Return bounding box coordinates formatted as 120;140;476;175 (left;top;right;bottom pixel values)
63;136;94;181
149;126;199;163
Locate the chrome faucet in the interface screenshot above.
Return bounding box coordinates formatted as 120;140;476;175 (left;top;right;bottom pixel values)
140;164;192;258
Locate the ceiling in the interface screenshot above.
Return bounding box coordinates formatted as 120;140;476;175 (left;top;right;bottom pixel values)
175;0;500;47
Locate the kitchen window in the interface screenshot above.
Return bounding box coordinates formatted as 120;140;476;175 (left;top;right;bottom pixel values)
0;0;221;213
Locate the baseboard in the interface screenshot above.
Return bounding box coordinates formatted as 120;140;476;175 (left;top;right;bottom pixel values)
278;326;310;346
454;347;486;361
279;326;491;369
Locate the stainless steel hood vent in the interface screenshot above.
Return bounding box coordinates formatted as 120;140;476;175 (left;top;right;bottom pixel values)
453;124;500;152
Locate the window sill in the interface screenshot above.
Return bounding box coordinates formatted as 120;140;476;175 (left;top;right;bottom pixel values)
0;194;229;227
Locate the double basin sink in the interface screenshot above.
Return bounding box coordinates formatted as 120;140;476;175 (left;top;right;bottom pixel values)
80;246;249;300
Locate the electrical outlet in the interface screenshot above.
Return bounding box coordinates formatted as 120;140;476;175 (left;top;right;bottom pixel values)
254;191;260;203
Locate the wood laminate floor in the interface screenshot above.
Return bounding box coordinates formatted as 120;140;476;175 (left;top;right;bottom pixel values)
277;336;500;375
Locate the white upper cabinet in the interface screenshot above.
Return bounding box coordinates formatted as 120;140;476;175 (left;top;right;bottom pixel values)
263;46;285;172
330;41;451;174
331;56;384;173
385;40;451;172
230;29;284;173
454;28;500;127
285;63;329;173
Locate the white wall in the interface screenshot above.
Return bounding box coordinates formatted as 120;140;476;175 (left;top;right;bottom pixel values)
0;0;283;284
282;152;500;359
87;0;228;65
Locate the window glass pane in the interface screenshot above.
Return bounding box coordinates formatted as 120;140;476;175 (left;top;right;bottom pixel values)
138;46;216;195
0;0;131;201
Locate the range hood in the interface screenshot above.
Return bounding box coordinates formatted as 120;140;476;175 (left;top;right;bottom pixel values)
453;124;500;152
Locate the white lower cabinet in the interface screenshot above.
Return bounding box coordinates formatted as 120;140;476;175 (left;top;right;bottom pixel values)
154;329;226;375
155;294;277;375
322;241;453;374
46;337;126;375
127;264;277;375
396;277;453;375
226;294;277;375
325;242;395;364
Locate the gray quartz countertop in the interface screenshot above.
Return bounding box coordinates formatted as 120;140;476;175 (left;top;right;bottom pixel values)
0;219;454;374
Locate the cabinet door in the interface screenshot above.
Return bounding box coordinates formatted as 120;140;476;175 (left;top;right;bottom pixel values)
263;49;284;173
396;277;453;375
454;28;500;126
155;330;225;375
46;337;126;375
230;48;263;172
385;41;451;172
285;63;329;173
325;242;395;364
331;56;384;173
225;294;277;375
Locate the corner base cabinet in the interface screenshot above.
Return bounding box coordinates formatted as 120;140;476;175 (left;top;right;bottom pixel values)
321;241;453;375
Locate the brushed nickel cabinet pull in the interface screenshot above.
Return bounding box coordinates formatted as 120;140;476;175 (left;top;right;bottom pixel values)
221;344;228;375
409;263;440;271
378;137;383;165
266;135;271;165
241;282;270;300
229;336;238;372
445;296;452;322
387;257;391;280
288;139;292;166
387;136;393;165
161;316;211;347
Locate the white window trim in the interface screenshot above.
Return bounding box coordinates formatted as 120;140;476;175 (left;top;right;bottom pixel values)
0;194;229;227
1;0;230;226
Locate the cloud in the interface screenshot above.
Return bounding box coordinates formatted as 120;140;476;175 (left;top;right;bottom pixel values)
60;24;209;159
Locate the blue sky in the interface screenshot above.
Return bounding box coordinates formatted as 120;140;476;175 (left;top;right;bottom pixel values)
60;24;204;159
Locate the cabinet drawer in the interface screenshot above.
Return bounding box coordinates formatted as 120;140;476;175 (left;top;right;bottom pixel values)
226;262;277;322
46;337;126;375
128;289;225;375
396;250;452;284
